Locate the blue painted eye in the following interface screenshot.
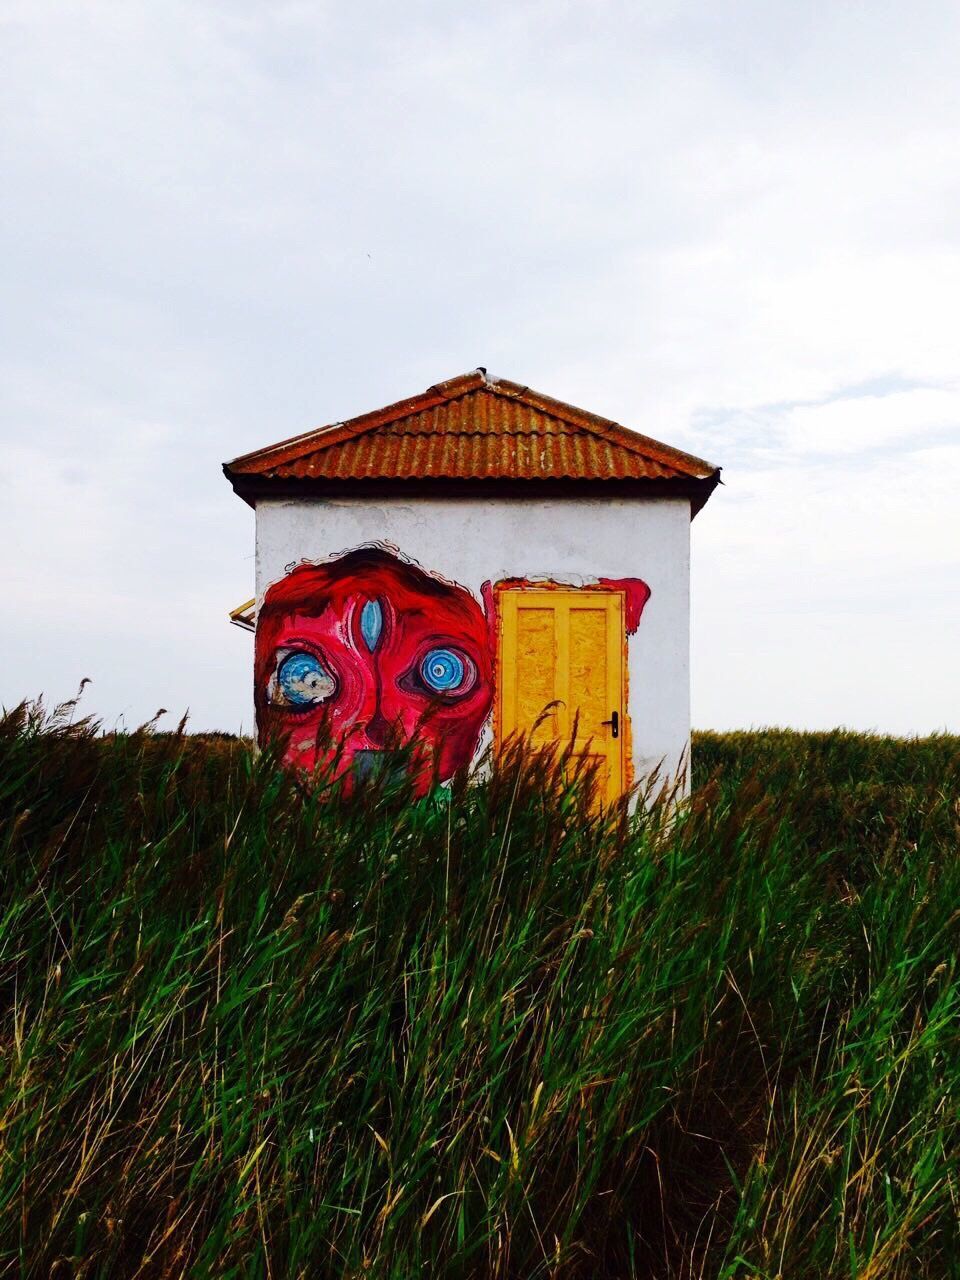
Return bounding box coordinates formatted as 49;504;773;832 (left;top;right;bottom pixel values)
420;648;468;693
275;651;336;707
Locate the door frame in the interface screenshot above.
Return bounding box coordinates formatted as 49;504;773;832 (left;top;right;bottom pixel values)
492;581;628;801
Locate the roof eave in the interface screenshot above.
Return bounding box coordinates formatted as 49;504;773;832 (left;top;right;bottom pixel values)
224;469;721;517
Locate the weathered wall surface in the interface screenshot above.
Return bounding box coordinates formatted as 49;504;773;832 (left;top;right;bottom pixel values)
255;495;692;789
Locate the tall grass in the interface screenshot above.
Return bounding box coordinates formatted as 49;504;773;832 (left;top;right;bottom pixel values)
1;701;959;1278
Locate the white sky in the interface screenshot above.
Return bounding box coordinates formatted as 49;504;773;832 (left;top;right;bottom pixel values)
1;0;958;736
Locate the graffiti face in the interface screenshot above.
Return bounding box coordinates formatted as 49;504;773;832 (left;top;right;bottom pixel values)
255;548;494;789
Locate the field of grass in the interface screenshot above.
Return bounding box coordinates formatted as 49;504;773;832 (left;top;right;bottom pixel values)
1;699;959;1278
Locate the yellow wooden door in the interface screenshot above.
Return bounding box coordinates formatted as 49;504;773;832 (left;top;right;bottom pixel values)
497;588;626;805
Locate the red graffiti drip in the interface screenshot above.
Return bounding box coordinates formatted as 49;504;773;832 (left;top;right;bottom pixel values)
596;578;651;634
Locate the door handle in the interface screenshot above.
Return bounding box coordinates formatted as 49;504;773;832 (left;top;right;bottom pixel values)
601;710;619;739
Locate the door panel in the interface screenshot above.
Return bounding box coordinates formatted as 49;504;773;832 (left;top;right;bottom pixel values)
498;588;625;805
568;605;609;734
515;606;560;745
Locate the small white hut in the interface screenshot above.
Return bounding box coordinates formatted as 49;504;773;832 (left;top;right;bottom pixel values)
224;370;720;801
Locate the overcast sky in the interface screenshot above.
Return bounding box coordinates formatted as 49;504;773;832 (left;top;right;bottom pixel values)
2;0;958;736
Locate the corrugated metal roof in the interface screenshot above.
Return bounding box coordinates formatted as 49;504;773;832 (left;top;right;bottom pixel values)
224;370;719;488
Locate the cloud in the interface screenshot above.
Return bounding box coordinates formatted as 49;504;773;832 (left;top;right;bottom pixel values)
1;0;958;732
779;386;960;456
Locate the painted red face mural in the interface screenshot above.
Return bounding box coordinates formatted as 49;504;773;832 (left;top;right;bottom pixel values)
255;548;494;790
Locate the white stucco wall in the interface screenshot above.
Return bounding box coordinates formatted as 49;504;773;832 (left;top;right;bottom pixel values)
254;495;692;789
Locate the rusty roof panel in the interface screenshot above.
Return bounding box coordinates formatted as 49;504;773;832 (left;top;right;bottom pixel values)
224;372;720;489
269;425;690;481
